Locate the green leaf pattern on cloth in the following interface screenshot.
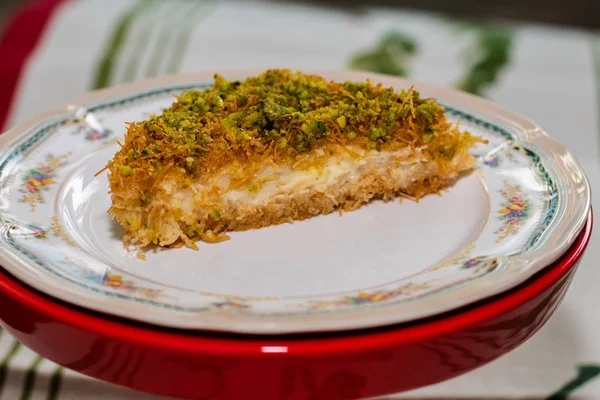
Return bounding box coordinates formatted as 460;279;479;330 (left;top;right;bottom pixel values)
347;23;514;97
91;0;155;90
348;31;417;77
455;23;514;96
546;365;600;399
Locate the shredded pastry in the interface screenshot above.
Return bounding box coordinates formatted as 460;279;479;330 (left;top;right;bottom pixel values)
103;69;485;249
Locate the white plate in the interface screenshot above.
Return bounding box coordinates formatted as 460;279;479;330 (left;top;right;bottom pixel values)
0;70;590;334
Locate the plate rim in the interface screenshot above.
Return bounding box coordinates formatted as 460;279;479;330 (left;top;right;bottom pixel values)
0;210;592;348
0;69;592;334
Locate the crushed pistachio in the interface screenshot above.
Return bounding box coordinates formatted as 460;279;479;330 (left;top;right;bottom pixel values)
110;69;450;175
423;128;435;143
120;165;133;176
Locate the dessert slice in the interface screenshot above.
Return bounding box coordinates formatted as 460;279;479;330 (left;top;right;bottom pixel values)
104;69;484;249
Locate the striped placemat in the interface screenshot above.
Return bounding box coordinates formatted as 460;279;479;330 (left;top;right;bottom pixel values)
1;0;600;398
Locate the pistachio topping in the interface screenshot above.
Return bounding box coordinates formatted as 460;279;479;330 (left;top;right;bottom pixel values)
107;69;477;180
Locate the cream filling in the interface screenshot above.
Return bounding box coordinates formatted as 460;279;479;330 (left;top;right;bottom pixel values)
223;147;425;205
165;146;430;215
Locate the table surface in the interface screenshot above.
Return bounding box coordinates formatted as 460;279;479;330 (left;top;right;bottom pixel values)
1;0;600;399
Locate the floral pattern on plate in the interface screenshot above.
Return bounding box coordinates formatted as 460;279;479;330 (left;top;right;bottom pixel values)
495;180;531;243
19;153;70;211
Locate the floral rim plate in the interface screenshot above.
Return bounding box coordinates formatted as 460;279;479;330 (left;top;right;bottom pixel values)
0;69;590;334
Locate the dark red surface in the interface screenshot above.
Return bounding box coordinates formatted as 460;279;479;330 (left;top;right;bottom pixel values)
0;0;69;131
0;212;592;400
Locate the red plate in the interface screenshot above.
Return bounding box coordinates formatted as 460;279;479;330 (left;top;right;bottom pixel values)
0;211;592;400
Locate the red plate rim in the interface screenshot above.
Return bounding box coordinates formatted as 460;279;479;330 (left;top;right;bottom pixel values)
0;211;592;357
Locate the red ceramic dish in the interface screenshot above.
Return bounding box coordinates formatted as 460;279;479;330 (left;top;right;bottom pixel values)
0;211;592;400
